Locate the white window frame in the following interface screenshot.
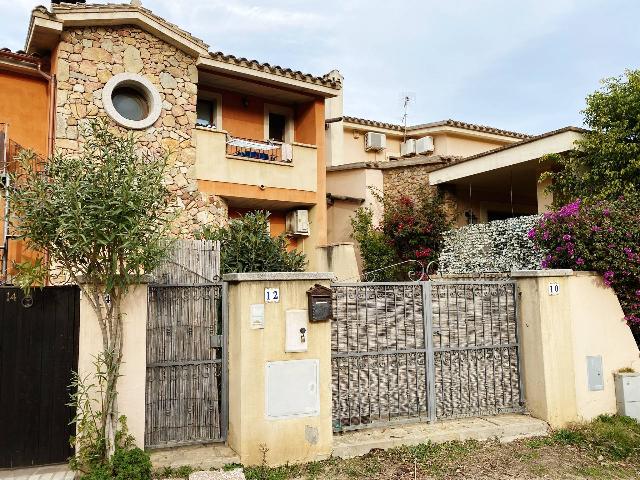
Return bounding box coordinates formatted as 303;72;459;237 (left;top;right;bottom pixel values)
196;92;222;130
264;103;294;143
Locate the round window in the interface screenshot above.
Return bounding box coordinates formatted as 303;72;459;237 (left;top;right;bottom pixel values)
111;86;149;121
103;73;161;130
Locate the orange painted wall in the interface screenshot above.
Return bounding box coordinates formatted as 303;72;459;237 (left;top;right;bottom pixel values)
0;66;51;280
200;86;319;146
0;71;50;155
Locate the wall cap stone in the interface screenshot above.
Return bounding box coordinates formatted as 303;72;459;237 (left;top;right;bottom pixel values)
223;272;336;282
76;274;153;284
511;269;574;277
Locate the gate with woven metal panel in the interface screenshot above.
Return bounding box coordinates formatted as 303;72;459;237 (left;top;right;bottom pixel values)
330;280;523;432
145;240;228;448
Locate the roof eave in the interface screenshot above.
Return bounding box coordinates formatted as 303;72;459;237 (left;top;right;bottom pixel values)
428;127;585;185
26;7;209;57
197;57;340;98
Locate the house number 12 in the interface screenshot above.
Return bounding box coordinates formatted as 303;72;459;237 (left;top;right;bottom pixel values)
264;287;280;303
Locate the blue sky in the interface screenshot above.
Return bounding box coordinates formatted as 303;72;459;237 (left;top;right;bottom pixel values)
1;0;639;135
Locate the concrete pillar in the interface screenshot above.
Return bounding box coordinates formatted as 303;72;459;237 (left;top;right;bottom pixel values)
78;283;148;447
224;272;335;466
537;176;553;214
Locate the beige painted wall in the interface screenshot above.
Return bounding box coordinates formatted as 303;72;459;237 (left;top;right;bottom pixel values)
226;275;334;466
434;134;504;157
78;284;148;447
326;167;384;254
537;176;553;214
316;243;359;281
516;271;640;428
195;128;318;192
568;273;640;420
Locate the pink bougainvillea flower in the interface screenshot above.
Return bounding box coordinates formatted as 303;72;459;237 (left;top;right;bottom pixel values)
576;258;585;266
558;199;581;217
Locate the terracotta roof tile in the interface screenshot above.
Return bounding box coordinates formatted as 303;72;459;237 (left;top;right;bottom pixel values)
208;51;341;89
343;116;530;139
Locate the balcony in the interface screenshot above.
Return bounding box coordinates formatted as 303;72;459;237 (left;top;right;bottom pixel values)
194;127;318;207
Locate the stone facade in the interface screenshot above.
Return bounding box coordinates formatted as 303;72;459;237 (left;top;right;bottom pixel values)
382;163;441;200
55;25;227;236
382;162;458;221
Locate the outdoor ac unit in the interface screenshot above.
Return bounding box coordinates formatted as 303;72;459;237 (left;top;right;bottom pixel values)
416;136;435;155
400;139;416;157
364;132;386;152
286;209;310;236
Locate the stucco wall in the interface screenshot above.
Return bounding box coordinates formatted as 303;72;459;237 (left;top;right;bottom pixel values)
435;134;505;157
54;25;226;236
78;284;148;446
516;270;640;428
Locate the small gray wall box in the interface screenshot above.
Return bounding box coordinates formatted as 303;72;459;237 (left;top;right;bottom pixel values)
614;372;640;421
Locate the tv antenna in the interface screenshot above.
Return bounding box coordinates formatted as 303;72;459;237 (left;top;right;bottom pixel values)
399;91;416;142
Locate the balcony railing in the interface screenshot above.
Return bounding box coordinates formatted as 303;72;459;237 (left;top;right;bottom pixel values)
225;135;292;164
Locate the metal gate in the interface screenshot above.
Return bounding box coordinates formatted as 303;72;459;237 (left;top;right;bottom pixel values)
331;280;522;432
0;286;79;468
145;240;227;448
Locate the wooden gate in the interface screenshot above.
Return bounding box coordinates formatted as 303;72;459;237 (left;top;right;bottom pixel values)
145;240;227;448
0;286;80;468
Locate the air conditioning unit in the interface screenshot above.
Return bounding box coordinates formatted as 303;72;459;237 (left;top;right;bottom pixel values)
400;139;416;157
416;136;434;155
286;209;310;236
364;132;386;152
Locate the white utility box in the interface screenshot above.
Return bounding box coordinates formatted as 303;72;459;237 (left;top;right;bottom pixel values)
400;139;416;157
285;309;308;353
265;359;319;419
364;132;386;152
615;372;640;421
416;136;434;154
286;209;310;236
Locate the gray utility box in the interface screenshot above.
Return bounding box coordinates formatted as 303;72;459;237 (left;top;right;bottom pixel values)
614;372;640;421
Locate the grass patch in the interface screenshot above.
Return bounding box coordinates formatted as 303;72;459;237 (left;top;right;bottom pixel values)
152;416;640;479
153;464;195;479
549;415;640;460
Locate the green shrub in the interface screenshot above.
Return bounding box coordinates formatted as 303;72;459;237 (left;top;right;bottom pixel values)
198;211;306;274
111;446;152;480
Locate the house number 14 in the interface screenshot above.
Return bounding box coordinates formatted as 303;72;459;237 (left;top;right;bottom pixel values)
265;287;280;303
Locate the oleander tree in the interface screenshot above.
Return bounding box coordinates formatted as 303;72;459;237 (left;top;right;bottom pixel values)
9;119;173;463
198;210;306;273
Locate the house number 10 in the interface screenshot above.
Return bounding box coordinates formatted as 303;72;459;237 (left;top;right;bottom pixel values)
265;287;280;303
